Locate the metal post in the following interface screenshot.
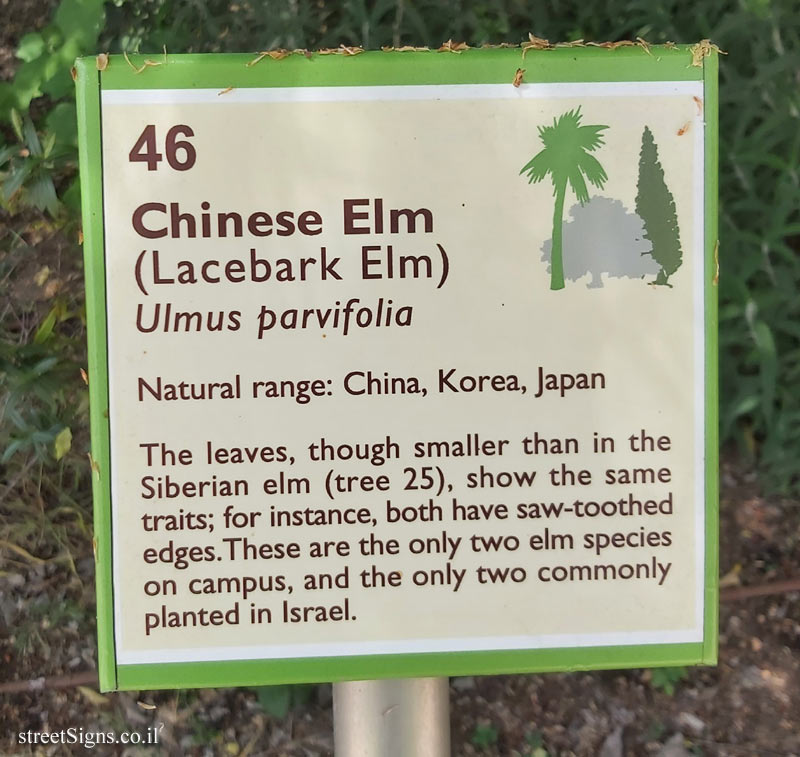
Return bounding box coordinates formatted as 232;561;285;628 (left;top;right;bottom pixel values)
333;677;450;757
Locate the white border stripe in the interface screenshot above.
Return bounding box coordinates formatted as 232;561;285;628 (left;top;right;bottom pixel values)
102;81;702;106
118;628;703;666
694;102;707;631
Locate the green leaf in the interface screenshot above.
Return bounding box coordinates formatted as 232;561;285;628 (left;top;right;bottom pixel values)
22;116;43;156
10;109;24;142
42;132;57;159
34;306;59;344
255;685;291;718
0;144;19;166
62;176;81;212
752;321;778;425
45;102;78;147
471;723;498;748
3;160;35;201
54;0;106;48
649;666;687;696
26;173;60;216
16;33;46;63
54;426;72;461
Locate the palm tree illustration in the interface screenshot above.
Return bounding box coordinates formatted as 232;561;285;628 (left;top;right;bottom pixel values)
520;108;609;290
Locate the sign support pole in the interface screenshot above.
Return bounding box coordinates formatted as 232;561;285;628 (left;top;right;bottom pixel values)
333;677;450;756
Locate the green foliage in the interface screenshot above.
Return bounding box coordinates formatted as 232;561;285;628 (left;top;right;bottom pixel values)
471;722;499;749
0;0;106;120
649;665;688;696
252;684;315;718
636;126;682;286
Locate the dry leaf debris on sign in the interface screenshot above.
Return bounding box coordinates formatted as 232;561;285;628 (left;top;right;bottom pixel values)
513;68;525;87
87;452;100;475
690;38;726;66
555;39;585;48
123;50;164;74
247;49;291;66
586;40;635;50
677;122;690;136
522;33;552;56
438;39;469;53
381;45;429;52
95;53;109;71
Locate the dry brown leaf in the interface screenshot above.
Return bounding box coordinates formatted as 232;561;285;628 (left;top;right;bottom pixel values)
556;39;584;48
138;700;157;710
522;33;551;58
512;68;525;87
636;37;653;55
587;40;635;50
693;95;704;114
247;51;269;67
339;44;364;56
720;564;742;588
78;686;110;708
70;66;78;81
87;452;100;475
218;86;234;96
690;39;726;66
677;121;690;136
43;280;61;298
96;53;109;71
34;266;51;287
713;240;720;286
382;45;429;52
438;39;469;53
123;51;163;75
80;368;89;386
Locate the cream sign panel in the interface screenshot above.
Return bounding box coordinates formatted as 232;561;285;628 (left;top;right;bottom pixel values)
77;49;718;689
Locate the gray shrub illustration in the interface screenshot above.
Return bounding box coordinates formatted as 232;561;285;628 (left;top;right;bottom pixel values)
540;197;660;288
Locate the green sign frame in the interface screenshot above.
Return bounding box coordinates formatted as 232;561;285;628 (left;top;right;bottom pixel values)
76;45;719;692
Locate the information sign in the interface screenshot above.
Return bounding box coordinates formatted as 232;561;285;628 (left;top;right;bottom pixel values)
75;45;719;691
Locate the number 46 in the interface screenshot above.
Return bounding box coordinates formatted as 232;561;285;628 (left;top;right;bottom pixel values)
129;124;196;171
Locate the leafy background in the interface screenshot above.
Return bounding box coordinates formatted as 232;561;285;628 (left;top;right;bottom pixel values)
0;0;798;753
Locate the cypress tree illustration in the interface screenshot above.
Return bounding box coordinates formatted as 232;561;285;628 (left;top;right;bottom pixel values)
635;126;682;286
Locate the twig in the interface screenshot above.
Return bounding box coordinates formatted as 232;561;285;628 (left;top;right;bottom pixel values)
720;578;800;602
0;670;98;695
